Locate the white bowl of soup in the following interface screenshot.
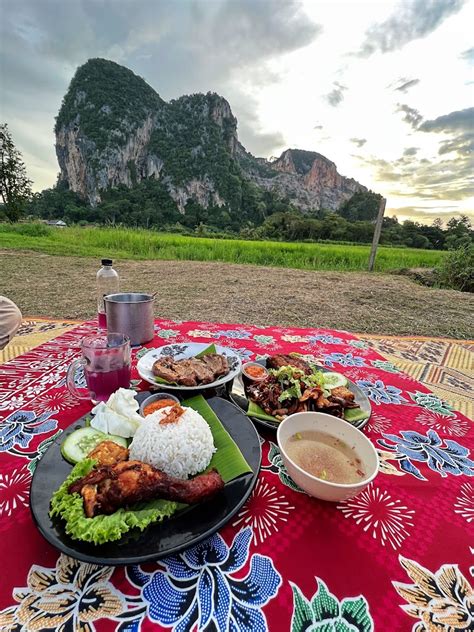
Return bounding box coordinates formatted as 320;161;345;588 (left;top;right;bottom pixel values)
277;411;379;502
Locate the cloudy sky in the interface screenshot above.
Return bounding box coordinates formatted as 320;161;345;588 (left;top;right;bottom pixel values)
1;0;473;223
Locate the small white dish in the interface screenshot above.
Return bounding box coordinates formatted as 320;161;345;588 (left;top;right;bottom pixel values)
139;392;180;416
277;411;379;502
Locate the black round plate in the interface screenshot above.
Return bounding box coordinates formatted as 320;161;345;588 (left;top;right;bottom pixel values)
230;361;371;432
29;397;261;565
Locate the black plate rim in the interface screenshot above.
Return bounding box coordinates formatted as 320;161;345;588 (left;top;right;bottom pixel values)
29;396;261;565
230;359;372;432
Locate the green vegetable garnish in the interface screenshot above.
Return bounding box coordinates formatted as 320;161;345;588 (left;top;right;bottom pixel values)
320;470;328;480
295;432;302;440
50;459;179;544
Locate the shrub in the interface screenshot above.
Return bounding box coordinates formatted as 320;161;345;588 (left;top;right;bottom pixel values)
435;244;474;292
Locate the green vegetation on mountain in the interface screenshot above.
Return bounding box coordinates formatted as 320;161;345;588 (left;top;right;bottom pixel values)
55;58;163;152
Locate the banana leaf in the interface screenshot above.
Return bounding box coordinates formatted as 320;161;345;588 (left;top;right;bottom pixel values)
183;394;252;482
50;394;252;543
247;400;280;424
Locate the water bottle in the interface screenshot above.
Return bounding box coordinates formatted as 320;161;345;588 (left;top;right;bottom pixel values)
97;259;119;328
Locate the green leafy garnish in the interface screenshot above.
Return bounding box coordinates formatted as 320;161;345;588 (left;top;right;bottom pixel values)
50;459;179;544
50;395;252;544
154;376;177;385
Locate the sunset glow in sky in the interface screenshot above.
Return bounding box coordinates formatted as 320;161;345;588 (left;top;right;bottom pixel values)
1;0;473;223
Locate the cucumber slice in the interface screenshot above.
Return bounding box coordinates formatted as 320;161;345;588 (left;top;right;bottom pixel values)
60;427;127;464
344;408;369;424
323;372;348;389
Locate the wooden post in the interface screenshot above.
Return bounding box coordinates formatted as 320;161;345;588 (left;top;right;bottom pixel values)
368;197;386;271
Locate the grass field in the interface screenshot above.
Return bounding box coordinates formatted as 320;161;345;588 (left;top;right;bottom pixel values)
0;223;446;272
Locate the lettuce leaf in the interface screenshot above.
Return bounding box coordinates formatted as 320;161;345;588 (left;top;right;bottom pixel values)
49;459;179;544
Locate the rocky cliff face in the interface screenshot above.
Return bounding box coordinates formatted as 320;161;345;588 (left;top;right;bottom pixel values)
56;59;366;212
241;148;365;211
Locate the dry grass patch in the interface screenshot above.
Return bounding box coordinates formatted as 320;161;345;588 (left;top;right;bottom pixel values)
1;250;472;338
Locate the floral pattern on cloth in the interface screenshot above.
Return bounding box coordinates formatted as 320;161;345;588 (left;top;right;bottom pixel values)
337;484;415;550
415;410;470;438
408;391;456;417
290;578;374;632
324;352;366;367
0;410;58;456
126;526;281;632
454;482;474;523
0;554;144;631
0;465;31;520
356;379;408;405
261;441;306;494
377;429;474;480
370;359;401;373
393;555;474;631
1;317;473;631
232;478;295;545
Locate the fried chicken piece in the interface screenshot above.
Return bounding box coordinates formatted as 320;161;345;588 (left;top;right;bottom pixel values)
87;441;129;466
69;461;224;518
331;386;355;402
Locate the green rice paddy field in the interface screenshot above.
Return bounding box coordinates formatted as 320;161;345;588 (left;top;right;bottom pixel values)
0;224;446;272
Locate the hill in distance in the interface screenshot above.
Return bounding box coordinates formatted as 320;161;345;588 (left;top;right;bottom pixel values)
55;58;367;217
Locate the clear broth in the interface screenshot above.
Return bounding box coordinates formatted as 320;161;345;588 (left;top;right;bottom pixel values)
285;430;365;484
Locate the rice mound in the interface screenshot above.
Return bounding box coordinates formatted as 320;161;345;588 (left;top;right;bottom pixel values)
129;406;215;479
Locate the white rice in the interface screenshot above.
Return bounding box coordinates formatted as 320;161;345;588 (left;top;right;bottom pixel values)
129;406;215;479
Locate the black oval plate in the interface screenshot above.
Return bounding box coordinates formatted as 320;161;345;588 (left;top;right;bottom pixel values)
230;361;371;432
29;397;261;565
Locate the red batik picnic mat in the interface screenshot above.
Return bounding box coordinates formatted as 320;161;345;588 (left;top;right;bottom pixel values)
0;319;472;632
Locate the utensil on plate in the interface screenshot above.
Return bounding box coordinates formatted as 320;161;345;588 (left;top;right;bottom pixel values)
66;332;131;404
104;292;155;345
277;411;379;502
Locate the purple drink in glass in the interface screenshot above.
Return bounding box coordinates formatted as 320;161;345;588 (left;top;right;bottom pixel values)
84;365;131;403
67;333;131;403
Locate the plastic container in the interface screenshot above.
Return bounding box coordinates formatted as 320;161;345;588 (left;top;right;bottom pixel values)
97;259;119;328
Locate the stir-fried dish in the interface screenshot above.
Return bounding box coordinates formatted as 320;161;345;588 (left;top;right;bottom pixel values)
246;354;362;421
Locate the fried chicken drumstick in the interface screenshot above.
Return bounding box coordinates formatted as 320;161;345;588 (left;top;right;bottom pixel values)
69;461;225;518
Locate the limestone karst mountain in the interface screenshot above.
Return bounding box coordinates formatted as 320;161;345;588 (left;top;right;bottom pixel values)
55;58;366;213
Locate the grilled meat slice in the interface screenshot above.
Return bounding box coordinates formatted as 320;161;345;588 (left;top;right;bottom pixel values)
172;360;199;386
152;354;229;386
152;357;181;383
69;461;225;518
201;353;229;378
87;441;129;466
186;358;215;384
267;354;312;374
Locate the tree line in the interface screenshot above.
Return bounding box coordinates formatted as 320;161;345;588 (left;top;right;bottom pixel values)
1;122;472;251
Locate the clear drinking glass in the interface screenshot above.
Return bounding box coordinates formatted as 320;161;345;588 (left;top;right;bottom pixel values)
67;332;131;403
